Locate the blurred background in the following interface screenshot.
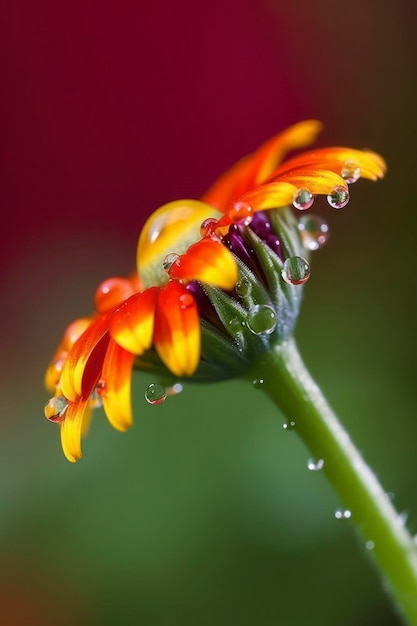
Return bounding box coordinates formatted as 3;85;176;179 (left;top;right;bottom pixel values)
1;0;416;624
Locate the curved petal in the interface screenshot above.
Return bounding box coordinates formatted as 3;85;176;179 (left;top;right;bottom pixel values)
274;169;347;194
168;238;238;290
60;400;90;463
271;147;387;182
60;314;111;402
101;339;135;432
202;120;322;209
239;181;298;211
154;281;200;377
94;277;141;314
137;200;222;289
109;287;159;354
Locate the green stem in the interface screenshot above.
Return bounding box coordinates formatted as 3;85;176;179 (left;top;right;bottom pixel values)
246;337;417;625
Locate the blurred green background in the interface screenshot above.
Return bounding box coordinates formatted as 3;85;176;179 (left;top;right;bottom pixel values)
1;0;416;624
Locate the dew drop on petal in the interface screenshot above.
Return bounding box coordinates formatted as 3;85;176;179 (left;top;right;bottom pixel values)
341;160;361;184
162;253;180;272
246;304;277;335
327;186;350;209
200;218;218;237
293;189;314;211
283;420;296;430
252;378;264;389
228;201;253;226
166;383;183;396
44;396;68;422
179;292;194;310
298;215;329;251
335;509;352;520
307;458;324;471
281;256;311;285
145;383;167;405
235;278;252;298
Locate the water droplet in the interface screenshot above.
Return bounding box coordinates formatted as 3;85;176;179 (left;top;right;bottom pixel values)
281;256;311;285
145;383;167;405
307;458;324;471
327;186;350;209
200;218;218;237
246;304;277;335
179;292;194;310
335;509;352;520
228;201;253;225
298;215;329;251
228;318;245;335
366;540;375;551
166;383;183;396
341;160;361;184
283;420;296;430
293;189;314;211
235;278;252;298
253;378;264;389
44;396;68;422
162;253;180;272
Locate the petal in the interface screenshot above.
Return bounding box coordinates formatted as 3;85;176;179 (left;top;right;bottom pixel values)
238;181;298;211
60;400;90;463
274;169;347;194
272;147;386;182
202;120;322;209
101;339;135;432
94;277;141;314
109;287;159;354
154;281;200;377
137;200;222;289
60;314;111;402
168;238;238;290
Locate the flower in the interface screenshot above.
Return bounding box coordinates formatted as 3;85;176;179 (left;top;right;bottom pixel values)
44;120;386;462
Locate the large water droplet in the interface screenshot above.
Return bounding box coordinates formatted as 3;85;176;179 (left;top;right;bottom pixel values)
162;253;180;272
341;160;361;184
252;378;264;389
307;458;324;471
293;189;314;211
281;256;311;285
235;278;252;298
44;396;68;422
298;215;329;251
283;420;296;430
145;383;167;405
246;304;277;335
335;509;352;520
327;186;350;209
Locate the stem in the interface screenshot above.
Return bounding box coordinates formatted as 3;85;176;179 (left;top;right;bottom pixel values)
246;337;417;625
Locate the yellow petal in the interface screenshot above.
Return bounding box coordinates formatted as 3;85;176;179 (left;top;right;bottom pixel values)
101;340;135;432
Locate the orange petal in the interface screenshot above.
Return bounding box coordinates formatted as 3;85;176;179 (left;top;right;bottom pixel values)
239;181;298;211
274;169;347;194
101;339;135;432
168;238;238;290
60;400;90;463
154;281;200;377
137;200;222;289
202;120;322;209
94;277;140;314
109;287;159;354
60;314;111;402
272;147;386;182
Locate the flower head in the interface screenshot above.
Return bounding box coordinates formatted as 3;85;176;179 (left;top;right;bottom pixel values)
44;121;386;461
